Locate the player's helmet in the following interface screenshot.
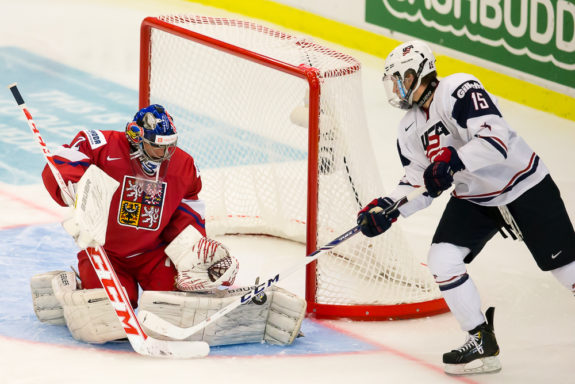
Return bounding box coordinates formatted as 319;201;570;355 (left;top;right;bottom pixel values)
383;40;436;109
126;104;178;176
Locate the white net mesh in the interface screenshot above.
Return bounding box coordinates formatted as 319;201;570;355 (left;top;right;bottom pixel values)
143;15;441;311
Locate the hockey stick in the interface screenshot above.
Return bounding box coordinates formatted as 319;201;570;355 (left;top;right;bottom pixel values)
8;83;209;358
139;187;426;340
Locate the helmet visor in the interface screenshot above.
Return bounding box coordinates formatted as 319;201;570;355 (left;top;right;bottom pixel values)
143;133;178;162
383;73;413;110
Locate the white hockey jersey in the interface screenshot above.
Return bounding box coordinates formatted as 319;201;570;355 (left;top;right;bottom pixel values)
389;73;549;217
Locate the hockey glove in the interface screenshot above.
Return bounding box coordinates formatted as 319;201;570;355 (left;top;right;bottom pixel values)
423;146;465;198
357;197;400;238
165;226;239;292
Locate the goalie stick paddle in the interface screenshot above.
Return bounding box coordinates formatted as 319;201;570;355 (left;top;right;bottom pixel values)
8;83;209;359
139;187;427;340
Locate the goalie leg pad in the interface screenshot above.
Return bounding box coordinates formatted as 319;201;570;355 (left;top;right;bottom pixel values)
264;287;307;345
138;286;306;346
51;272;125;344
30;270;68;325
138;290;268;345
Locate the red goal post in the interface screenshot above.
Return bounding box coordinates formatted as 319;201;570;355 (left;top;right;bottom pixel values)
140;15;447;320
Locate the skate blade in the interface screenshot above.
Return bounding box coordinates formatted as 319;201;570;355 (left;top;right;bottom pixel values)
444;356;502;375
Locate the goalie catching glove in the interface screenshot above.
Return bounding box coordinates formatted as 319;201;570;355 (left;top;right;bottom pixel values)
166;225;239;291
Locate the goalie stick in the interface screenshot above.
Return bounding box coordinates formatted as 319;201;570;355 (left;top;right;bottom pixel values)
139;187;426;340
8;83;209;358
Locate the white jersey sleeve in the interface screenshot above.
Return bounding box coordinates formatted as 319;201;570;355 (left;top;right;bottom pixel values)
391;73;549;208
388;116;435;217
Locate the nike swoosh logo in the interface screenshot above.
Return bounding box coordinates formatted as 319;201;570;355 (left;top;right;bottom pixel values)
107;156;122;161
551;250;563;259
405;122;415;132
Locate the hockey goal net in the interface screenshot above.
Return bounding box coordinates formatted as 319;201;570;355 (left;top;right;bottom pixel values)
140;15;447;319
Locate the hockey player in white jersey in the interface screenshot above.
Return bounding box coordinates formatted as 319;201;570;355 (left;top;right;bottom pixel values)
357;40;575;375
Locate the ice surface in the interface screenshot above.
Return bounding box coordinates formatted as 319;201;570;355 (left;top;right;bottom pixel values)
0;1;574;383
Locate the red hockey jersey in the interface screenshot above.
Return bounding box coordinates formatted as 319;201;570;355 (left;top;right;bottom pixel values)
42;129;206;259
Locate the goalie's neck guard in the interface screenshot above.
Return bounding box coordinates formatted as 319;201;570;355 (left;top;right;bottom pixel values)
130;147;169;181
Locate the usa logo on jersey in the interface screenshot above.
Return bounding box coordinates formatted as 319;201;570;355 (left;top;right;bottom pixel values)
117;176;166;230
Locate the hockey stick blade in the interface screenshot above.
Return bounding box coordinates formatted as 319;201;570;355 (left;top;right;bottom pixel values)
140;187;426;340
132;337;209;358
9;83;210;358
137;254;322;341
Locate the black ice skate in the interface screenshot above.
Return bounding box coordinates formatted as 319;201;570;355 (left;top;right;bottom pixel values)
443;307;501;375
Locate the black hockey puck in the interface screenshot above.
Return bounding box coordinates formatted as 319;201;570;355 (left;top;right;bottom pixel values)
252;292;267;305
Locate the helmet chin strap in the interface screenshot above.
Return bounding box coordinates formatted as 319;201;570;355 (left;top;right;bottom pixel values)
401;57;430;109
416;79;438;108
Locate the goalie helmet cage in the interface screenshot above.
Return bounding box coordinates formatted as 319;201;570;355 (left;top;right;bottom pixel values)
140;15;447;320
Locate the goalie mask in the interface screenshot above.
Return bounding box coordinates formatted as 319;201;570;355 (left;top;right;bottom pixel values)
383;40;437;109
126;104;178;177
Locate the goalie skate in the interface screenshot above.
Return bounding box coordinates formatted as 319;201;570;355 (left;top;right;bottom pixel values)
443;307;501;375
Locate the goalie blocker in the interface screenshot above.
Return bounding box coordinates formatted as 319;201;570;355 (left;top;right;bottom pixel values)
31;271;306;346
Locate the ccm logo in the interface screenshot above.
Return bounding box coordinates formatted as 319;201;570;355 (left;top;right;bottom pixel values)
240;275;280;303
89;248;142;336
